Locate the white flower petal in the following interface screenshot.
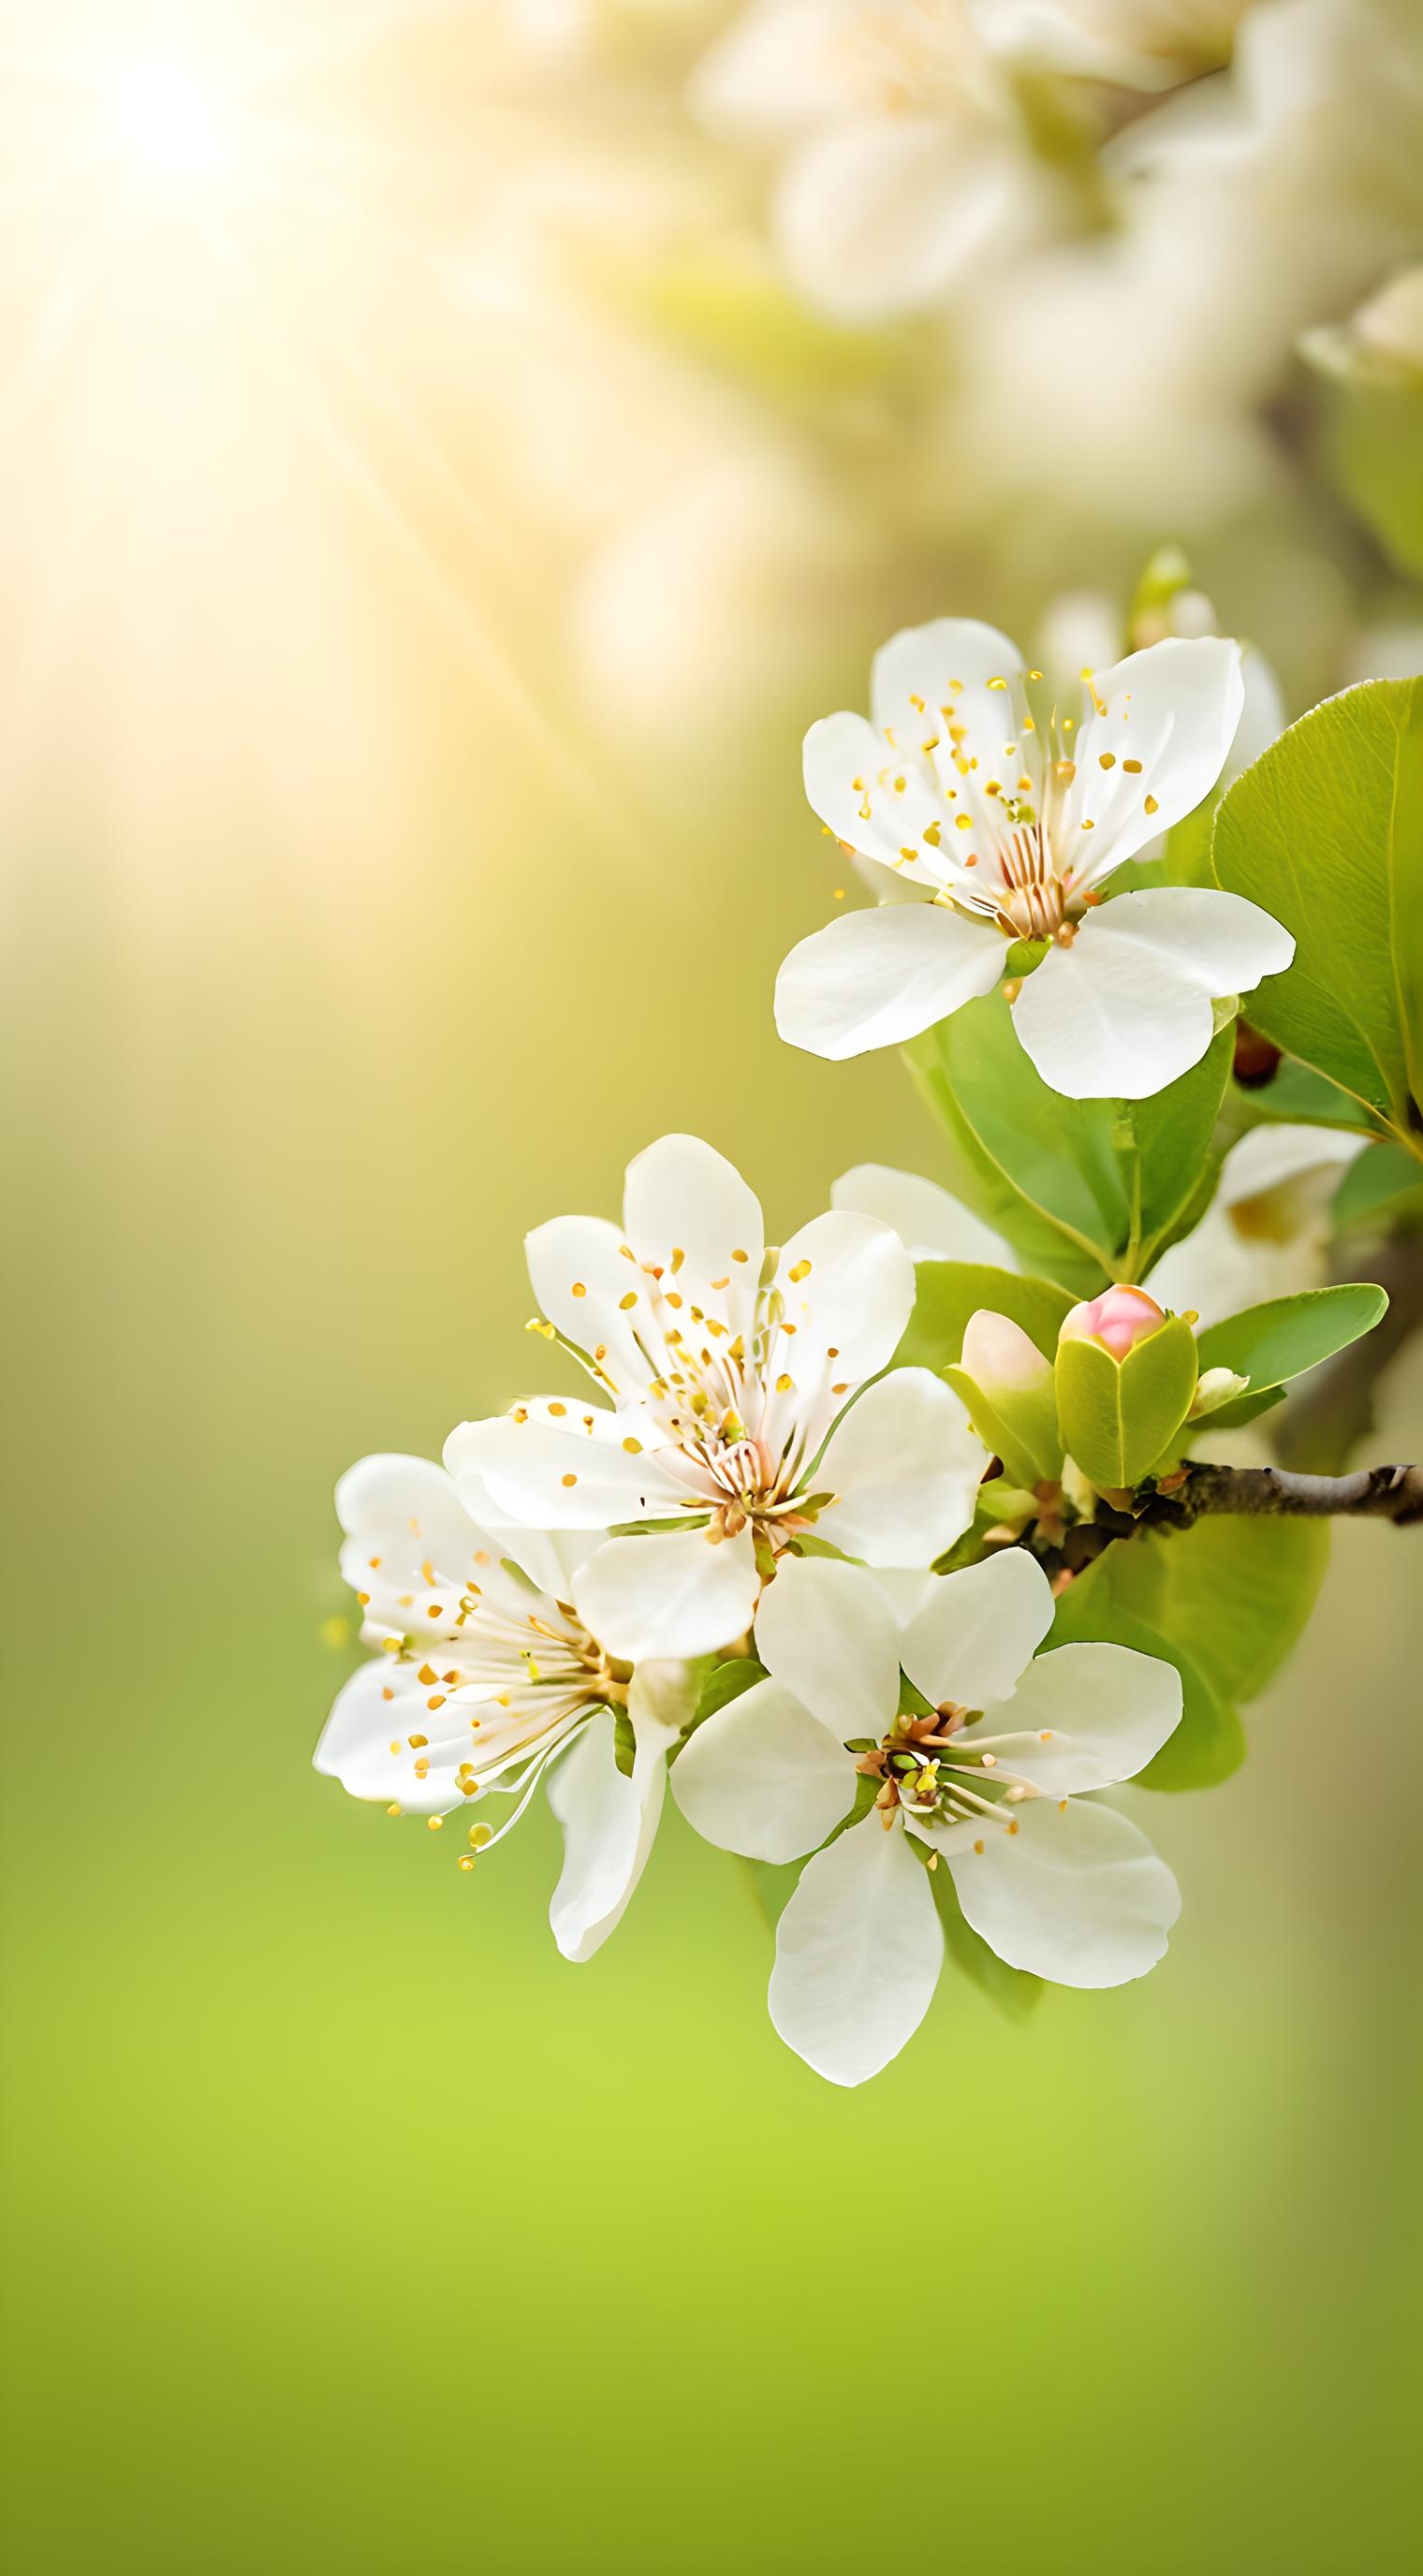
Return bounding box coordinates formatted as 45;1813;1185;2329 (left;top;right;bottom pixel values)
1012;888;1293;1099
335;1452;481;1579
1071;636;1244;873
899;1548;1056;1712
525;1213;644;1388
871;614;1026;745
572;1526;760;1661
622;1133;765;1333
1215;1120;1366;1207
960;1642;1183;1793
802;709;948;887
546;1710;666;1964
769;1822;943;2086
946;1794;1181;1986
775;902;1005;1061
753;1553;901;1741
814;1368;985;1567
335;1451;541;1637
313;1662;465;1817
771;1209;914;1393
445;1409;689;1532
831;1164;1018;1268
669;1677;852;1862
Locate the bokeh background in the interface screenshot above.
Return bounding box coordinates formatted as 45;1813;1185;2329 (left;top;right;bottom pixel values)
3;5;1421;2570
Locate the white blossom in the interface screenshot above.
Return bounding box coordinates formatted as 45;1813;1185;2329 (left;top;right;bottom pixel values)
776;616;1294;1098
1146;1122;1368;1325
313;1454;688;1959
672;1550;1182;2084
447;1135;989;1661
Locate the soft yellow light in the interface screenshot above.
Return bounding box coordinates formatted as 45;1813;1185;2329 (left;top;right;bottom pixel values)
107;57;232;182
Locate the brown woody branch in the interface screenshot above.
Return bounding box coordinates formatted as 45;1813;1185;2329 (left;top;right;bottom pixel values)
1143;1460;1423;1529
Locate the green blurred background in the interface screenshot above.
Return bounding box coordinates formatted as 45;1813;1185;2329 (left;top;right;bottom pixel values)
3;6;1421;2570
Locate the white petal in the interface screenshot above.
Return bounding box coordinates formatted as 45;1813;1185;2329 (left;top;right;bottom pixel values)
899;1548;1056;1712
546;1710;666;1963
769;1823;943;2086
445;1408;689;1532
670;1678;852;1862
802;709;950;889
335;1452;480;1577
1215;1120;1366;1207
777;117;1011;323
814;1369;986;1567
525;1213;644;1388
622;1133;765;1334
871;614;1026;744
313;1662;465;1817
1012;888;1292;1099
1070;637;1244;873
334;1451;540;1639
958;1643;1183;1793
831;1164;1018;1268
753;1553;901;1740
946;1795;1180;1986
572;1526;759;1661
770;1209;914;1394
775;903;1005;1061
1224;647;1285;786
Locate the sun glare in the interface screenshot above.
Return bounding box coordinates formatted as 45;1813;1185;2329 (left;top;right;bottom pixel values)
106;57;232;183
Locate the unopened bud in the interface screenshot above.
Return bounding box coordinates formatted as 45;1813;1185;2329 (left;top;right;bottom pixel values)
1059;1285;1166;1361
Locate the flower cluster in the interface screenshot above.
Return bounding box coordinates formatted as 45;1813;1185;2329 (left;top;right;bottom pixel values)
315;609;1407;2084
318;1120;1196;2083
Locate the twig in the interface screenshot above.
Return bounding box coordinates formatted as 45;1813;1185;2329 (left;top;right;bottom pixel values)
1144;1460;1423;1529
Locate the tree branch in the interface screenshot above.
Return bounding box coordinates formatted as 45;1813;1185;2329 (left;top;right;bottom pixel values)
1145;1459;1423;1529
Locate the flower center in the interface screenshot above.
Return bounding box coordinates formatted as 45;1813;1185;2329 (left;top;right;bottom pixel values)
853;1698;1043;1833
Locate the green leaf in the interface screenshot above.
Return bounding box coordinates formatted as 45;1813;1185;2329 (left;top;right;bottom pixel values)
1195;1282;1388;1393
1055;1316;1197;1490
929;1853;1043;2019
1332;1140;1423;1229
1101;1515;1330;1705
894;1260;1073;1370
1211;676;1423;1145
907;992;1231;1290
1320;375;1423;577
1231;1061;1387;1134
1050;1556;1244;1791
671;1656;766;1763
612;1710;637;1778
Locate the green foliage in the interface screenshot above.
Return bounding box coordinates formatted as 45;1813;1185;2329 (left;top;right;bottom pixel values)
670;1656;767;1764
1333;1140;1423;1228
1194;1283;1388;1395
907;993;1233;1294
946;1358;1060;1491
1231;1060;1386;1134
928;1850;1044;2019
894;1260;1073;1370
1111;1516;1331;1706
1055;1315;1198;1490
612;1709;638;1778
1052;1514;1330;1788
1321;377;1423;577
1211;677;1423;1149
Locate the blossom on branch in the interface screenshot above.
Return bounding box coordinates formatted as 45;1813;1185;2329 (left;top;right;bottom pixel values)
314;1454;689;1959
671;1550;1183;2084
446;1134;989;1661
775;616;1294;1097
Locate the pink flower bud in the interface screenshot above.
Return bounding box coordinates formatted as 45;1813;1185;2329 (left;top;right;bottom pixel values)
1059;1285;1166;1361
